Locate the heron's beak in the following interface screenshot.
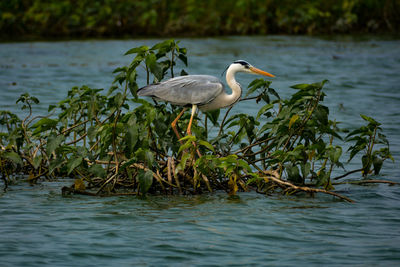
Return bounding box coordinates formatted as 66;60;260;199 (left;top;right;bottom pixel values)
250;66;275;77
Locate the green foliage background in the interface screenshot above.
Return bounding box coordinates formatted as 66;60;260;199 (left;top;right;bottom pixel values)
1;0;399;39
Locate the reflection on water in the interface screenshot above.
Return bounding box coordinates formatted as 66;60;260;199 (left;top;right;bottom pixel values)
1;36;400;266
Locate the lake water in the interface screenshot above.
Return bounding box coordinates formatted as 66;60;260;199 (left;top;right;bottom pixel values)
1;36;400;266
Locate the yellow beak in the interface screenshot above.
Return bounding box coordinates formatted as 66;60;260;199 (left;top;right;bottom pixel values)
250;66;275;77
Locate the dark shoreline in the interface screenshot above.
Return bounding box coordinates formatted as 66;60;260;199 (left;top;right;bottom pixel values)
1;33;400;44
2;0;399;42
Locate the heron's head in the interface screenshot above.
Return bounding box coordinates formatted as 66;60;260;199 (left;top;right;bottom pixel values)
231;60;275;77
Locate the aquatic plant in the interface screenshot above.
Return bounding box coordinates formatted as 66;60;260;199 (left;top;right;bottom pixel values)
0;39;395;202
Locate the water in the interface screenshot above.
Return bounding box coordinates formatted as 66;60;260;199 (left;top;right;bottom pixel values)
1;36;400;266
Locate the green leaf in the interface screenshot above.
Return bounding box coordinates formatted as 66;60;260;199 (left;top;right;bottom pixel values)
348;145;365;162
134;148;146;162
49;158;64;174
205;109;220;126
315;105;329;125
47;134;65;155
119;158;135;172
16;93;28;104
88;164;106;178
67;156;83;175
360;114;380;126
333;146;342;163
256;103;274;120
198;140;215;152
129;81;139;98
316;170;330;187
246;79;267;97
4;151;23;166
145;107;156;125
138;170;153;194
145;150;154;167
246;173;262;185
362;155;371;175
288;114;299;129
301;162;311;178
178;47;187;55
346;126;368;138
112;66;127;74
290;83;310;90
248;78;267;89
286;164;302;184
124;46;149;55
377;133;389;146
373;156;383;175
237;159;251;172
178;53;188;66
151;39;174;51
178;140;194;154
31;96;39;104
127;56;144;71
133;148;153;167
125;125;138;157
145;53;163;81
179;134;196;143
31;118;58;135
128;69;137;84
87;126;97;141
33;155;42;170
48;105;56;112
176;152;191;174
268;88;280;100
374;147;394;162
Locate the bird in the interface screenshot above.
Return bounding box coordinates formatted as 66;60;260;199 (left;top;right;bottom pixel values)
137;60;275;139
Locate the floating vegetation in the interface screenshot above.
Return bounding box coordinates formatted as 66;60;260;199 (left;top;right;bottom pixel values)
0;40;396;202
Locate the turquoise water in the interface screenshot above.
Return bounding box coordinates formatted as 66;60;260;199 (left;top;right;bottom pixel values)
1;36;400;266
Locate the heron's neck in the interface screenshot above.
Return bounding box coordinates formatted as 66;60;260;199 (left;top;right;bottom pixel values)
223;66;242;106
198;65;242;112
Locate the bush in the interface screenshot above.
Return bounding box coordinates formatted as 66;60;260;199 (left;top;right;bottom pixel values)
0;40;395;202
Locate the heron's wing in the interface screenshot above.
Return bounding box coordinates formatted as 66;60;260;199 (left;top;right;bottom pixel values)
138;75;224;106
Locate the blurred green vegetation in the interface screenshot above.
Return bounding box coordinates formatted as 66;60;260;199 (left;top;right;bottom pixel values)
1;0;399;39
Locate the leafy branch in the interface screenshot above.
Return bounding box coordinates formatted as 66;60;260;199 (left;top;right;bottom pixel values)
0;40;396;202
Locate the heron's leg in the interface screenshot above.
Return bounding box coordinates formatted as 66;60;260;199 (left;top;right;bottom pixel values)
186;105;202;157
171;107;187;141
187;105;197;136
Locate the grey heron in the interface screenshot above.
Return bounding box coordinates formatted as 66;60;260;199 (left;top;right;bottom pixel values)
137;60;275;139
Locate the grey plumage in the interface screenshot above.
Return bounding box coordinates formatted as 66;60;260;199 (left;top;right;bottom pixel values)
137;75;224;107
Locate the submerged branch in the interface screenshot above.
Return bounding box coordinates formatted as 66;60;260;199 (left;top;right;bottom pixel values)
262;170;355;203
333;169;363;180
333;179;398;186
62;186;137;197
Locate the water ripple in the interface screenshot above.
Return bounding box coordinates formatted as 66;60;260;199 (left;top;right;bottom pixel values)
1;36;400;266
